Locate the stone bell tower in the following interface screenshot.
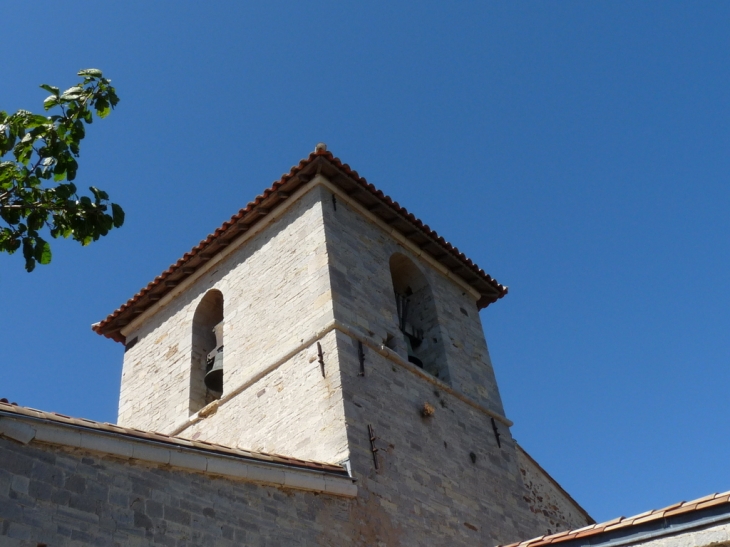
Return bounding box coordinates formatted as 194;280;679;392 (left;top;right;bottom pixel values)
94;145;591;545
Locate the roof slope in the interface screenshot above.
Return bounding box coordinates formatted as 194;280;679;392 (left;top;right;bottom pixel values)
0;399;346;476
94;147;507;343
501;491;730;547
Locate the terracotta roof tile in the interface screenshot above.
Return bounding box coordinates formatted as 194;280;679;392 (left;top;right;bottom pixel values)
499;490;730;547
93;148;507;344
631;511;665;525
655;501;684;513
598;516;623;528
573;529;599;539
664;502;700;517
628;509;654;520
696;496;730;511
546;530;572;540
0;400;347;476
692;493;720;504
570;524;598;534
602;519;628;532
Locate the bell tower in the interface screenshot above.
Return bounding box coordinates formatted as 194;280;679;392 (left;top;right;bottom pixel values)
95;145;590;544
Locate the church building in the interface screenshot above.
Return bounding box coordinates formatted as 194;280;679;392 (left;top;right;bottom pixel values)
1;145;642;545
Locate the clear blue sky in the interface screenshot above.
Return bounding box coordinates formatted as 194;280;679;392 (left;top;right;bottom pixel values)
2;1;728;525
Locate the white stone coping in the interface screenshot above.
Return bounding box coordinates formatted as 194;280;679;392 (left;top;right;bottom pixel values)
170;318;513;437
0;413;357;498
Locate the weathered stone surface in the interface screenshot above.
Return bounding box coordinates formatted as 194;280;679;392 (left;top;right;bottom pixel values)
516;444;592;536
320;188;506;416
0;439;356;546
0;176;596;545
119;186;335;443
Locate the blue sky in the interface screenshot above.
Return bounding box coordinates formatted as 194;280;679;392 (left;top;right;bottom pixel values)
2;1;729;524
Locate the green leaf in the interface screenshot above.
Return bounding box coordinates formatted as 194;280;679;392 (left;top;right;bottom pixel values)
22;238;35;272
2;69;123;271
111;203;125;228
89;186;109;201
27;212;44;231
43;95;59;110
39;84;60;96
60;86;84;100
28;114;50;128
66;158;78;180
34;238;52;265
77;69;103;78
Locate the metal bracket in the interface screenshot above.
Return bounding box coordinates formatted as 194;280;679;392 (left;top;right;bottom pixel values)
368;424;379;470
317;342;325;377
491;417;501;448
357;341;365;376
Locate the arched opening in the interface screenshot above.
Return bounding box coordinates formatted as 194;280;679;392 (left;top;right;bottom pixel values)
190;289;224;414
389;253;449;382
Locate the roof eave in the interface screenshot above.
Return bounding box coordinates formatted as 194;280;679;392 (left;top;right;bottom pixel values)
94;151;507;343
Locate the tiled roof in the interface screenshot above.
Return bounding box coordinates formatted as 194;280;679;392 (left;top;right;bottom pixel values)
500;491;730;547
0;400;347;476
93;147;508;344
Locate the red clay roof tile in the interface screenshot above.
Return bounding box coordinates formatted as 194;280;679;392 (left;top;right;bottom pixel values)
92;149;508;344
499;489;730;547
631;511;665;525
696;496;730;510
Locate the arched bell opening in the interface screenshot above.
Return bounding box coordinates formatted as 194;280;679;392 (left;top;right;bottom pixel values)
389;253;450;383
190;289;224;414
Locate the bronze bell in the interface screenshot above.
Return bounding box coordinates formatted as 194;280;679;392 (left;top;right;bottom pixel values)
205;349;223;392
404;333;423;368
204;320;225;392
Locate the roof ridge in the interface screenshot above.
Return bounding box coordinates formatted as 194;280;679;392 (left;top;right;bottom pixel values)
93;148;507;343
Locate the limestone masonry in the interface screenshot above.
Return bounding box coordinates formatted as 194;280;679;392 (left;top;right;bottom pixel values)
2;148;599;545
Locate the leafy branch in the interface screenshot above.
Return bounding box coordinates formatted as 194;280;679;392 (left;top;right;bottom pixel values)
0;69;123;271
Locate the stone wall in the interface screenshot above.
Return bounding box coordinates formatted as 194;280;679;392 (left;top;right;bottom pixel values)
332;328;591;547
315;183;592;544
95;176;594;547
0;407;588;547
0;437;354;547
320;182;506;417
177;330;349;465
515;444;593;536
118;185;334;437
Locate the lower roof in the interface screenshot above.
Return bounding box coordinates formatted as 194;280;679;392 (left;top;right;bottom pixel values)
0;399;347;476
501;491;730;547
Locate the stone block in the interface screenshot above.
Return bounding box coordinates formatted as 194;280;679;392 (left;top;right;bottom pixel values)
131;442;170;465
0;418;36;444
206;456;248;480
244;464;285;487
282;471;326;492
163;505;191;526
168;449;206;472
34;422;81;448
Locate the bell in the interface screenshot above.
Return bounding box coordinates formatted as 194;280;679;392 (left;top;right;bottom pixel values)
404;334;423;369
204;349;223;392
